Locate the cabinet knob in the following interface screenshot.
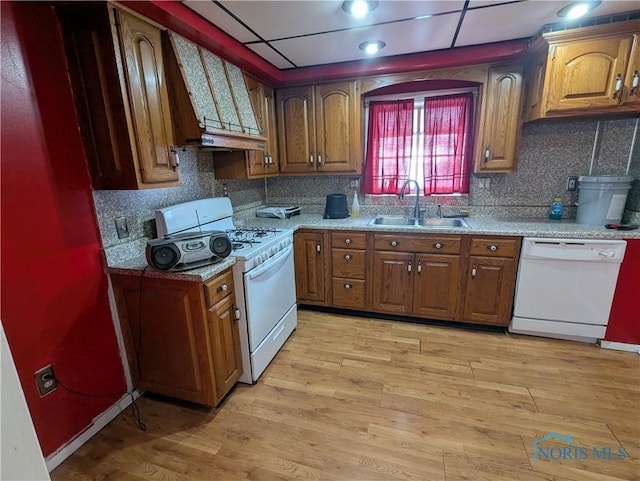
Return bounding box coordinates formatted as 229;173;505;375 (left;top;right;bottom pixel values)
344;283;351;290
170;148;180;171
232;305;240;322
487;245;498;252
216;283;228;293
484;146;490;162
317;152;322;165
471;264;477;279
631;71;639;94
344;238;351;244
316;242;321;253
309;154;314;166
417;261;422;274
433;242;443;249
407;260;412;274
344;254;351;260
613;73;623;99
390;240;399;247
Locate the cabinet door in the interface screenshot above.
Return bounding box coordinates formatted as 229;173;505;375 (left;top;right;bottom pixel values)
116;9;179;185
207;294;243;401
294;231;328;304
371;251;413;314
277;86;316;173
621;34;640;109
545;35;633;112
412;254;461;320
245;76;279;177
111;275;214;405
314;81;360;173
477;65;524;173
462;256;517;326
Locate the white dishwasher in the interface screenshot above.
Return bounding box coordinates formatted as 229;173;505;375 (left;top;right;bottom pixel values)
509;237;626;343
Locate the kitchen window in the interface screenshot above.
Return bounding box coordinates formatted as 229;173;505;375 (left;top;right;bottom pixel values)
362;89;476;196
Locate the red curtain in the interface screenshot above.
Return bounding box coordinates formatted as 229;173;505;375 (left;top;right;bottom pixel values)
422;92;473;194
362;99;414;194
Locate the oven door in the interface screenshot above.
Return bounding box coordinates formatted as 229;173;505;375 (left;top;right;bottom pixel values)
243;245;296;351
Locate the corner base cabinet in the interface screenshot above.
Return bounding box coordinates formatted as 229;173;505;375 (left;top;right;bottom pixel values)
110;268;242;406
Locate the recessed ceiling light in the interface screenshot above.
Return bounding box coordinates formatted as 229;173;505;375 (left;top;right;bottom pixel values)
557;1;601;20
342;1;378;19
359;40;386;55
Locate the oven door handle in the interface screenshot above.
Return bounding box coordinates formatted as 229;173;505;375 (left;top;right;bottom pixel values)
247;245;293;280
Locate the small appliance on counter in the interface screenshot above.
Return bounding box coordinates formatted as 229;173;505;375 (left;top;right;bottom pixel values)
146;231;232;271
323;193;349;219
255;206;301;219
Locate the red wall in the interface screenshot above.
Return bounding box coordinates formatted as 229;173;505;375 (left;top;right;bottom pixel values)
606;239;640;344
1;2;126;457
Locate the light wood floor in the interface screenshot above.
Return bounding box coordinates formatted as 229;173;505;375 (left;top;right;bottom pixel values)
52;310;640;481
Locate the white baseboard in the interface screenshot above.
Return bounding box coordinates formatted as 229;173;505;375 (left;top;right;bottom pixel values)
600;341;640;354
44;390;142;472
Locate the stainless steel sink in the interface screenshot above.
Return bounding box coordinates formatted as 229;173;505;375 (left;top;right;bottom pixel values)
417;218;469;228
369;216;469;228
368;215;415;226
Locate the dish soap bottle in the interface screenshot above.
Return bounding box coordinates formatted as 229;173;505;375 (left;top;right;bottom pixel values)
351;191;360;218
549;195;563;220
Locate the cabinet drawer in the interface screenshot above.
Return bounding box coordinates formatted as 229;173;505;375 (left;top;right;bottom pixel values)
331;231;366;249
332;278;366;310
469;238;519;258
372;234;461;254
332;249;366;279
203;269;234;307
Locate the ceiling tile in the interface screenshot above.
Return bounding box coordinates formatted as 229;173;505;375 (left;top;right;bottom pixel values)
183;0;259;43
270;14;460;67
218;0;465;41
246;43;296;69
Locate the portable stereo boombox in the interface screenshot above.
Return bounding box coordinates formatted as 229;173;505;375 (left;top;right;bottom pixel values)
146;231;232;271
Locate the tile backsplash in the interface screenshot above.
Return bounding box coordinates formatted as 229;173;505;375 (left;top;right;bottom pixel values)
94;117;639;255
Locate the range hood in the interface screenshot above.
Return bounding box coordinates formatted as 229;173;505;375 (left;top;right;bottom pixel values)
164;32;266;151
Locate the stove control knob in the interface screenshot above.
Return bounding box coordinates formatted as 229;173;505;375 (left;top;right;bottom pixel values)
262;253;269;262
271;246;278;255
253;257;261;266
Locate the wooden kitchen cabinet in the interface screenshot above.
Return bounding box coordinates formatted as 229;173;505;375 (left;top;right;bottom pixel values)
331;232;367;310
58;4;180;190
461;236;521;326
475;64;525;173
277;81;360;174
526;20;640;119
294;230;330;305
110;268;242;407
371;234;462;319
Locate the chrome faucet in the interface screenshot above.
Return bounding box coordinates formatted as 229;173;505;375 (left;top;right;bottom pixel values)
399;180;421;219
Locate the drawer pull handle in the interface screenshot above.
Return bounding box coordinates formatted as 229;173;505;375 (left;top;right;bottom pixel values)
344;238;351;244
631;71;639;94
407;260;412;274
487;245;498;252
417;261;422;274
472;264;477;279
232;305;240;322
484;146;490;162
317;152;322;165
344;283;351;290
344;254;351;260
309;154;314;166
433;242;443;249
216;283;228;293
390;241;399;247
316;243;321;253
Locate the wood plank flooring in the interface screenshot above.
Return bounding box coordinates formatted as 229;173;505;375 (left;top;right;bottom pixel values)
51;310;640;481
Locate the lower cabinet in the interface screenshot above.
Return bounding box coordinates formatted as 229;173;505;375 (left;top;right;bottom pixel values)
371;234;462;320
110;268;242;407
461;237;521;326
293;230;330;305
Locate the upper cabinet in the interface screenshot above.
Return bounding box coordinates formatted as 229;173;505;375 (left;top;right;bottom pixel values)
276;81;361;174
58;4;180;190
164;32;266;150
213;75;280;180
475;65;525;173
525;20;640;120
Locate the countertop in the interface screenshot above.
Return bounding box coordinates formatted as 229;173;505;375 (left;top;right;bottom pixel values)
107;214;639;282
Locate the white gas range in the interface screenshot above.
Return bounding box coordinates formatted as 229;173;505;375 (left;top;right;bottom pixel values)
155;198;297;384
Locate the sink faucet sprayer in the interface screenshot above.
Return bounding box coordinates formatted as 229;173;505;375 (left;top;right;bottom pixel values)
399;180;421;219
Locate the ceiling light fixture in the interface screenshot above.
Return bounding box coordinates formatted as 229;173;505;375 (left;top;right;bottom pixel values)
557;1;601;20
359;40;386;55
342;1;378;19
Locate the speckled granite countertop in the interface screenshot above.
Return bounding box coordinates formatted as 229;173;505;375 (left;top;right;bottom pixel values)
240;214;640;239
107;214;638;282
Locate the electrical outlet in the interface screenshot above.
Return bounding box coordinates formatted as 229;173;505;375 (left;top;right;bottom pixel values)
566;176;578;191
350;178;360;189
115;216;129;239
478;177;491;190
35;364;57;397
